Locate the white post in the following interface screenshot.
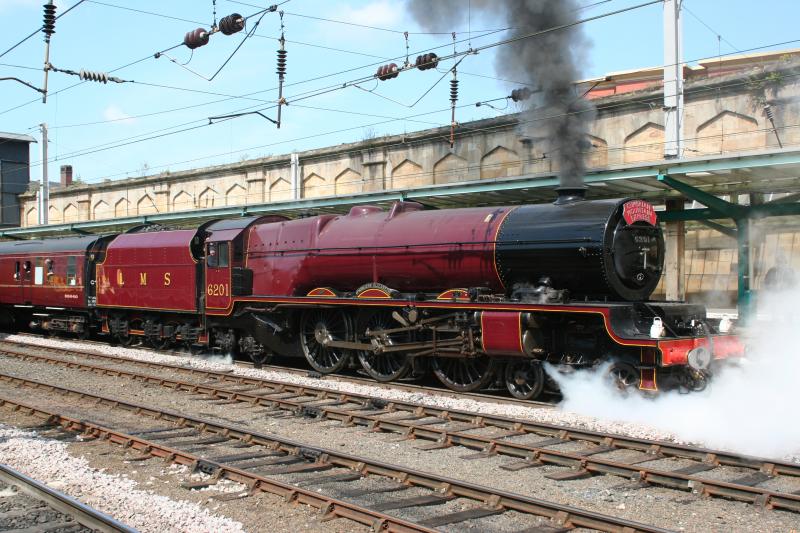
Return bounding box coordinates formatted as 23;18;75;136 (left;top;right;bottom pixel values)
38;123;49;225
663;0;683;158
290;152;300;200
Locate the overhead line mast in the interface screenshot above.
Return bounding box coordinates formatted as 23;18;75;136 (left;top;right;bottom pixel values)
663;0;684;158
41;0;56;103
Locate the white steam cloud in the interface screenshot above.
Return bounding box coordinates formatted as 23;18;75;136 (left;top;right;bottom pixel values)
550;287;800;460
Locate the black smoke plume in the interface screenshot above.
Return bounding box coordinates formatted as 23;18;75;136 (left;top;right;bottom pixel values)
408;0;595;188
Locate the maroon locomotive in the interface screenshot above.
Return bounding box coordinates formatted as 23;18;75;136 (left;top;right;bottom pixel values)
0;190;744;398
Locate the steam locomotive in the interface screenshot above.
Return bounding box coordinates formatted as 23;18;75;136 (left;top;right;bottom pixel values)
0;189;743;399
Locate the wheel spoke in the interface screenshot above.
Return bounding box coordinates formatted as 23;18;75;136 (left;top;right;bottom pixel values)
505;360;545;400
433;356;495;393
356;311;411;382
301;309;353;374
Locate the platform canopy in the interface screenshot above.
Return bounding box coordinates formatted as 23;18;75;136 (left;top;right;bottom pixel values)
3;147;800;239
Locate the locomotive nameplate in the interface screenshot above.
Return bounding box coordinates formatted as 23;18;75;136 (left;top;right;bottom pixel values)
622;200;657;226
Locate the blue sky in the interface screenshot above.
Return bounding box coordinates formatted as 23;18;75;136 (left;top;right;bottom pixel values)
1;0;798;185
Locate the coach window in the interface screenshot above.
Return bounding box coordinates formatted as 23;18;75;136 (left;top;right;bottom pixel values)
67;256;77;286
13;261;19;280
34;257;43;285
23;260;31;278
46;259;54;277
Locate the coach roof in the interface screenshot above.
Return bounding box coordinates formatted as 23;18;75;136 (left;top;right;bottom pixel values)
0;235;105;254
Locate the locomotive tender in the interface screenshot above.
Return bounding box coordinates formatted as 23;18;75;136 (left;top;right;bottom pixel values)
0;190;743;398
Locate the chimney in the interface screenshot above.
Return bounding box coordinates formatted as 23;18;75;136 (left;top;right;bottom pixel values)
554;185;587;205
60;165;72;187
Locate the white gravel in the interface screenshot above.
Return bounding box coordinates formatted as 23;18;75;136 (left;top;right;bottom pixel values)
0;423;245;533
13;333;795;459
1;334;694;443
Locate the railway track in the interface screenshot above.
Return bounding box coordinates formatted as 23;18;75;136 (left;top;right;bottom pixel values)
9;333;558;408
0;461;136;533
1;340;800;515
0;373;670;533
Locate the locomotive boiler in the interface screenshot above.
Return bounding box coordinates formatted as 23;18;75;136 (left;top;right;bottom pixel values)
243;189;663;302
0;191;744;399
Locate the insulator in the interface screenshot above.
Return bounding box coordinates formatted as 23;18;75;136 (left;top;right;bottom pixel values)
510;87;532;102
79;69;111;84
414;53;439;71
276;49;287;77
42;3;57;39
219;13;245;35
450;78;459;103
375;63;399;81
764;104;775;121
184;28;210;49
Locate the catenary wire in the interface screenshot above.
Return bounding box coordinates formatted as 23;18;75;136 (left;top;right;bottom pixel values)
682;3;741;53
32;68;800;172
24;30;800;167
24;0;656;161
9;3;796;168
2;0;648;116
0;0;88;60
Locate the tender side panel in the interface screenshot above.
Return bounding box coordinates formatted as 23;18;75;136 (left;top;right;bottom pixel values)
96;230;199;312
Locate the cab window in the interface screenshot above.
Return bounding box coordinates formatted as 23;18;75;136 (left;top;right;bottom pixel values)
207;243;218;268
217;242;229;268
206;242;229;268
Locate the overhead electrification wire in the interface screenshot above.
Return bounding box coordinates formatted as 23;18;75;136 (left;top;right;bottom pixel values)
682;3;741;53
32;65;800;171
0;0;87;60
23;3;797;164
0;25;506;117
13;1;796;170
207;0;664;123
0;63;40;72
72;111;800;186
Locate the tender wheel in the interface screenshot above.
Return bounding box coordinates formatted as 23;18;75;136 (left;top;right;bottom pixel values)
187;342;206;355
117;331;135;346
432;356;497;392
300;309;354;374
240;335;271;366
504;359;546;400
606;361;640;392
150;336;172;350
212;328;238;359
357;311;412;382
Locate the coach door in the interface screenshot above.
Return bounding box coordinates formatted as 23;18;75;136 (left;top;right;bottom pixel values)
205;241;232;311
17;258;32;304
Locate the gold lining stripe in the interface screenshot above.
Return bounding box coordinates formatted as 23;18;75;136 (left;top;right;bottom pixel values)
491;209;514;292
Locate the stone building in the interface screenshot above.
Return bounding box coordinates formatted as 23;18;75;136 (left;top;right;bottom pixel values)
17;50;800;305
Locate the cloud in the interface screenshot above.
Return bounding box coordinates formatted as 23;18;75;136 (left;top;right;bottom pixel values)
103;105;135;124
